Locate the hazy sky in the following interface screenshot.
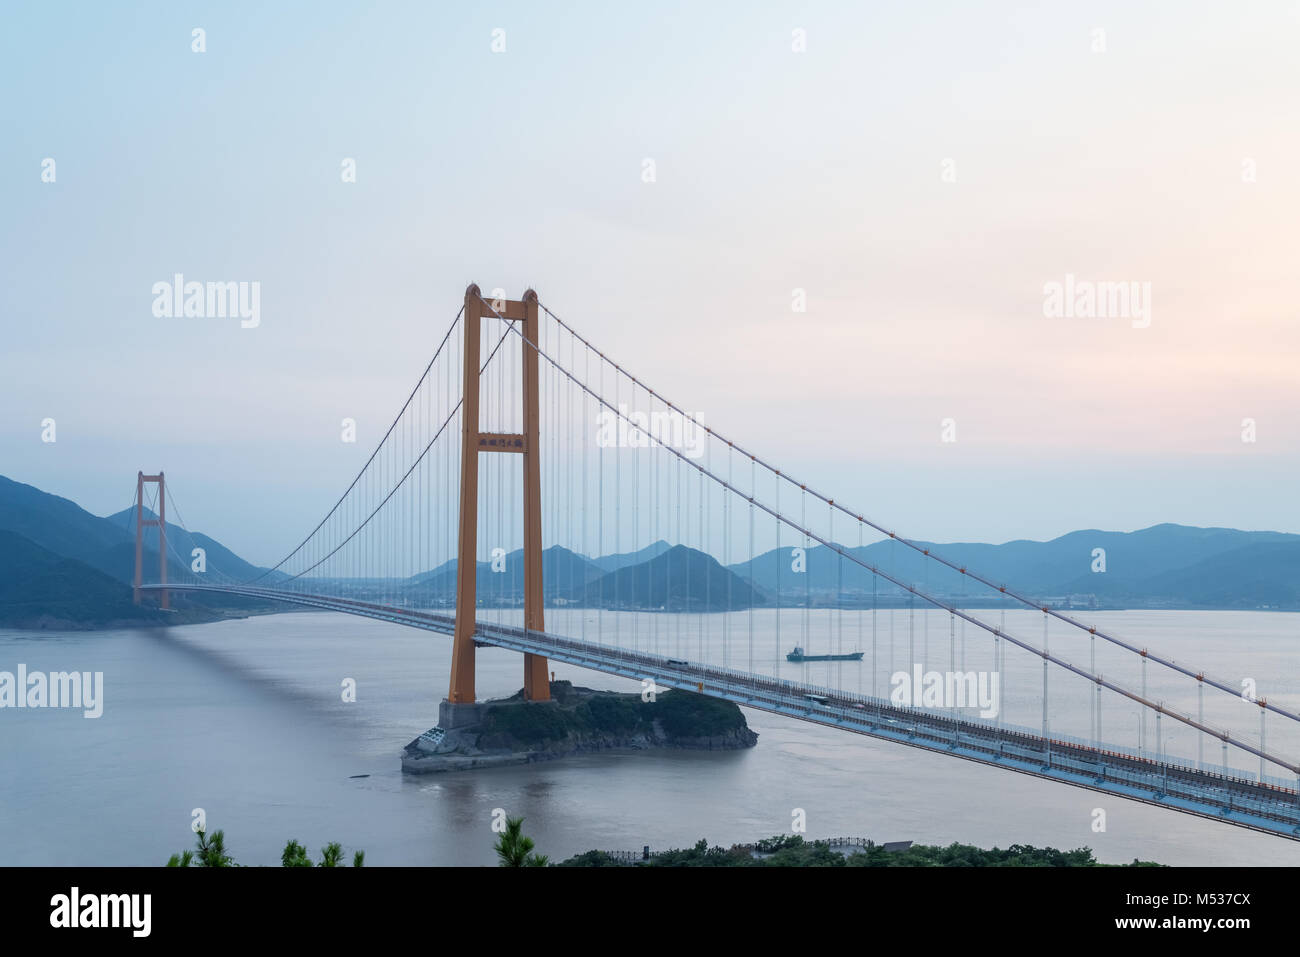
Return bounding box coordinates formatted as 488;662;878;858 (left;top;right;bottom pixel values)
3;1;1297;566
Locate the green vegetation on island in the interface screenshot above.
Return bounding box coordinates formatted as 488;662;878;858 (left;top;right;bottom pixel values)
402;681;757;773
477;681;750;747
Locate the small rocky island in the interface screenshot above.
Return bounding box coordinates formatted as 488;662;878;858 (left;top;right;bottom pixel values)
402;680;758;773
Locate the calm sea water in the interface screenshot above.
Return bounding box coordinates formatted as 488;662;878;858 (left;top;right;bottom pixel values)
1;609;1298;866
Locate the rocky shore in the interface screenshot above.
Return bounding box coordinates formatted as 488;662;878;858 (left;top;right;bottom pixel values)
402;681;758;773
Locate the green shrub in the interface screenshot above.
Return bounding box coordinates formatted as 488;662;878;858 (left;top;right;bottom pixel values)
654;691;745;737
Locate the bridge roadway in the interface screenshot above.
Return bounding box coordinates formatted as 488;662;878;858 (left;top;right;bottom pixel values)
145;582;1300;843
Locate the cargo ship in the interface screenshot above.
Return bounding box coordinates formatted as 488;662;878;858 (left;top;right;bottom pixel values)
786;646;864;662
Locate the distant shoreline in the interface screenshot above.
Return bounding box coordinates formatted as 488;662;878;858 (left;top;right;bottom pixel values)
3;600;1295;635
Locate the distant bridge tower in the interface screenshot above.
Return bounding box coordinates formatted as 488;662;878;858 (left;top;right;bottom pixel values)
448;285;549;704
133;470;168;608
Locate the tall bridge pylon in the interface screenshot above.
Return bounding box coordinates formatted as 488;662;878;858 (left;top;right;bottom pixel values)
133;470;168;608
448;284;549;704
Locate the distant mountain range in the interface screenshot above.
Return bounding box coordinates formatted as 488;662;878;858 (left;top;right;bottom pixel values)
407;545;605;604
105;505;272;583
581;544;763;612
405;539;713;608
729;525;1300;609
0;475;283;628
408;540;673;593
588;540;673;572
1;473;1296;628
0;529;169;628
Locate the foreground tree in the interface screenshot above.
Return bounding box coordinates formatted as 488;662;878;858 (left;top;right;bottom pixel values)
165;826;363;866
166;829;234;867
494;816;548;867
282;839;365;867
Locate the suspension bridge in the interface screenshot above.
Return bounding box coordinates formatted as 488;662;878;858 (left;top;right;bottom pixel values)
134;284;1300;843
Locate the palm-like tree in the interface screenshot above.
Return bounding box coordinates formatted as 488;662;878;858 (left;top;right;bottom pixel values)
166;827;364;866
281;838;365;867
494;816;548;867
166;829;234;867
